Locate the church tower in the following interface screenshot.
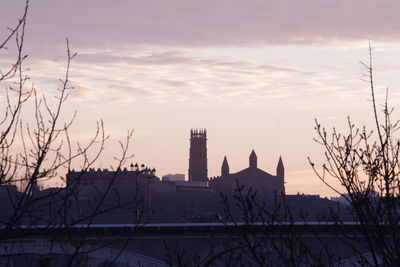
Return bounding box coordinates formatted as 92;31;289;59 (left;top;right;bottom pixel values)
249;150;257;168
188;129;208;181
221;156;229;176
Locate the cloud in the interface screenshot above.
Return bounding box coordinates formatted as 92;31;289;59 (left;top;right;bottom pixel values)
14;45;365;105
2;0;400;49
74;50;194;66
3;0;389;107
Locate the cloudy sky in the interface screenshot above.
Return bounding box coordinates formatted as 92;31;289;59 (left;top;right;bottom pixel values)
2;0;400;196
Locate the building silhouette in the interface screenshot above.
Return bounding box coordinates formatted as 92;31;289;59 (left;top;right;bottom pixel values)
162;174;185;181
188;129;208;182
210;150;285;197
60;129;342;222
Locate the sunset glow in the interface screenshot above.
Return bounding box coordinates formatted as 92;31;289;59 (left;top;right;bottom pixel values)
2;0;400;197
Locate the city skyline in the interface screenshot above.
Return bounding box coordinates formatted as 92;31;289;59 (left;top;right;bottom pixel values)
2;1;400;197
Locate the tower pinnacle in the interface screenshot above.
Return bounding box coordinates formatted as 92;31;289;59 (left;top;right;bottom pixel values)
277;156;284;175
221;156;229;176
249;149;257;168
277;156;285;194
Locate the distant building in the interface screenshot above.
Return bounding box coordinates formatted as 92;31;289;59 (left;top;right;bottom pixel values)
188;129;208;182
210;150;285;197
162;174;185;181
187;129;285;197
330;191;379;206
174;181;213;214
59;129;343;222
0;185;19;218
66;167;176;219
0;127;344;226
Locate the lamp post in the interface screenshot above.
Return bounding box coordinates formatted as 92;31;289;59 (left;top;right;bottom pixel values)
130;162;145;223
144;167;156;222
129;163;156;223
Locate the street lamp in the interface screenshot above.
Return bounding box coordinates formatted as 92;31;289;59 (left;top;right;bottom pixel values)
129;163;156;223
144;167;156;222
131;162;144;223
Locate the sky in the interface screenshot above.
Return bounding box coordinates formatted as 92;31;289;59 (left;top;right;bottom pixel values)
2;0;400;197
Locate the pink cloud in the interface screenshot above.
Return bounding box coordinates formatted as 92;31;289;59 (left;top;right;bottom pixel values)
1;0;400;49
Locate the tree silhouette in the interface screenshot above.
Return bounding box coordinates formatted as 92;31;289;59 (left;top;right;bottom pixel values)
166;46;400;266
307;44;400;266
0;1;140;265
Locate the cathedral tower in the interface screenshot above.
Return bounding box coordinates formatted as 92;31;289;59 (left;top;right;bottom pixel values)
189;129;208;181
221;156;229;176
249;150;257;168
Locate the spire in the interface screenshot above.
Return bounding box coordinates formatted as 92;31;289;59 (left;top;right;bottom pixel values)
221;156;229;176
249;149;257;168
277;156;284;178
277;156;285;195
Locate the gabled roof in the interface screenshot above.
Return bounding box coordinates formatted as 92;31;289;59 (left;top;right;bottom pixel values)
233;166;275;180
